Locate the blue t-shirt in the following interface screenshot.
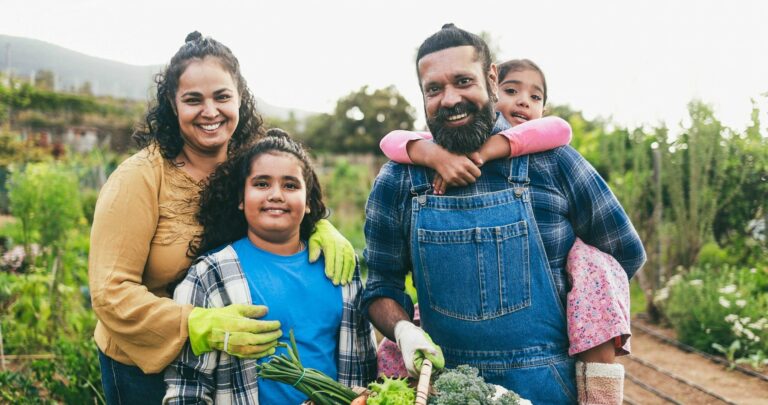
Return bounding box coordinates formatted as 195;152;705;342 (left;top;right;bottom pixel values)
232;237;343;405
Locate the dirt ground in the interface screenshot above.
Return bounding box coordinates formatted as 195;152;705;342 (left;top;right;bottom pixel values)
619;319;768;404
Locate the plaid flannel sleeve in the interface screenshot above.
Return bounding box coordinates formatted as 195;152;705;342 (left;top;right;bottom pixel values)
163;257;221;405
361;162;416;320
337;258;378;388
555;146;647;278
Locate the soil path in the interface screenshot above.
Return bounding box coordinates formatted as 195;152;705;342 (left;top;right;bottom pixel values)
619;319;768;404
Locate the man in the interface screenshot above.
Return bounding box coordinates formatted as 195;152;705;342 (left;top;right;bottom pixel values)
362;24;646;404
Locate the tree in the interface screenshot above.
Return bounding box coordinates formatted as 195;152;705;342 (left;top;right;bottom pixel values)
263;111;302;139
34;70;55;91
478;31;501;63
711;100;768;265
663;101;744;270
77;81;93;96
304;85;416;154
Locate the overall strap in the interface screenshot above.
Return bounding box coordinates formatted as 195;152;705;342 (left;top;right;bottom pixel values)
407;165;432;196
508;155;530;185
508;155;530;198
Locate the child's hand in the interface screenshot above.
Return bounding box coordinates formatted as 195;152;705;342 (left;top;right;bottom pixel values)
408;140;481;194
428;149;481;194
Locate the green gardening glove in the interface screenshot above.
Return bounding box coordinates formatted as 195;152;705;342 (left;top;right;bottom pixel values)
395;320;445;377
308;219;356;286
413;332;445;374
188;304;282;358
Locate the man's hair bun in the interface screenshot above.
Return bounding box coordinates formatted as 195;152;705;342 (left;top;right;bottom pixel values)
265;128;290;139
185;31;203;43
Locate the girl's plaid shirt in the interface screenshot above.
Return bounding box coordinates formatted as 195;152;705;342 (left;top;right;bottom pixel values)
163;244;378;404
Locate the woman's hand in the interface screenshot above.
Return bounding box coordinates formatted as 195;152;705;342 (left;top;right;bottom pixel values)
308;219;356;286
187;304;282;358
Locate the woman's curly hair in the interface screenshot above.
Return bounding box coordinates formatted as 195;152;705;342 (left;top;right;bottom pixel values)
133;31;264;160
189;129;328;257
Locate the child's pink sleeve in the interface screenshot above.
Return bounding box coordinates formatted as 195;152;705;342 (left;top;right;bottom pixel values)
379;130;434;164
500;116;572;156
566;238;632;356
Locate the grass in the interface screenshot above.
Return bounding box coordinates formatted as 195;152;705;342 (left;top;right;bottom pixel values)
630;279;647;317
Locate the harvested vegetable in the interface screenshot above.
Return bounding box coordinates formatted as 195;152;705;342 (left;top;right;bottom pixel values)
256;330;358;405
366;376;415;405
428;365;523;405
349;395;368;405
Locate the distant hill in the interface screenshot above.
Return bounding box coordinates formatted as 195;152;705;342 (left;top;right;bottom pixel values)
0;34;315;120
0;34;162;100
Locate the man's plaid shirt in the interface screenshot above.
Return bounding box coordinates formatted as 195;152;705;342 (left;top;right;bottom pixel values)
163;244;377;404
362;115;647;318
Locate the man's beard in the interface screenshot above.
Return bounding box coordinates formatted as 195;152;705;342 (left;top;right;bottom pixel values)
427;97;495;154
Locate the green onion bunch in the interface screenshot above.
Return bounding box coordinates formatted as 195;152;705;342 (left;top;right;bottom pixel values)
256;330;359;405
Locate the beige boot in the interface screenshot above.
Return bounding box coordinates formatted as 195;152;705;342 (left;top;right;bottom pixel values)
575;361;624;405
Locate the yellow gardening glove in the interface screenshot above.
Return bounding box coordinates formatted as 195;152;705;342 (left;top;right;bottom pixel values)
394;320;445;377
308;219;355;286
188;304;282;358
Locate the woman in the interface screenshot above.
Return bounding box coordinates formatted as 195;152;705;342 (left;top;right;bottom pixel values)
88;31;354;404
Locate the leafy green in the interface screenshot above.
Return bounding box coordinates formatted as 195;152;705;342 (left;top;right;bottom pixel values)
366;376;415;405
428;365;520;405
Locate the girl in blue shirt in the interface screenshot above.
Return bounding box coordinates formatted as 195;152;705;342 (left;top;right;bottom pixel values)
164;129;377;404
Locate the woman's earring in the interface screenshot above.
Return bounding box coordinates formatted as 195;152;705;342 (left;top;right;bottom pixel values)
238;202;244;210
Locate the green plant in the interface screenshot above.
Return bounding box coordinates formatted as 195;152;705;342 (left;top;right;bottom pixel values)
0;227;94;353
320;159;372;253
429;365;522;405
80;188;100;225
1;271;54;352
735;349;768;370
257;330;358;405
0;370;44;403
697;242;731;268
7;162;85;338
657;265;768;362
8;162;83;250
711;340;740;368
31;338;105;404
629;279;646;317
366;376;415;405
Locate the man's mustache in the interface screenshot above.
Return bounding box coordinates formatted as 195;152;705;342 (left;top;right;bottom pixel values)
433;101;479;123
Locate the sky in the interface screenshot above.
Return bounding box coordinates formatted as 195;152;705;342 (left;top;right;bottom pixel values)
4;0;768;132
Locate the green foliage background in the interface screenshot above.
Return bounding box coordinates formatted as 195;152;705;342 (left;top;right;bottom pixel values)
0;70;766;402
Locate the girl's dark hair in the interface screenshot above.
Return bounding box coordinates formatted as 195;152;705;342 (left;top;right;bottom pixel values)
497;59;548;105
133;31;264;160
189;128;328;257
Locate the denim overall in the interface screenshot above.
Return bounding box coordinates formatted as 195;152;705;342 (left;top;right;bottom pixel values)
408;156;577;404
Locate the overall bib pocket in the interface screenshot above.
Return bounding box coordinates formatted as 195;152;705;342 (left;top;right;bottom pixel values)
417;220;530;320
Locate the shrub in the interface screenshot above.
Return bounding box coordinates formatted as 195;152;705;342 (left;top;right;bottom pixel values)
320;158;371;252
657;265;768;365
696;242;730;268
31;338;104;404
7;162;83;251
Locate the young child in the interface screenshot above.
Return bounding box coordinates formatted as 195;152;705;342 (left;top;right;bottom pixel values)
164;129;377;404
379;59;630;405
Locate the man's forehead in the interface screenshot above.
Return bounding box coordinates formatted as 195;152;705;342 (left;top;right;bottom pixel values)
417;46;483;80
